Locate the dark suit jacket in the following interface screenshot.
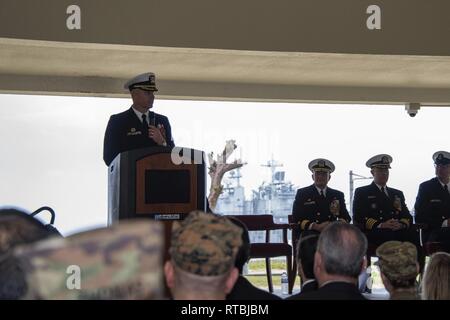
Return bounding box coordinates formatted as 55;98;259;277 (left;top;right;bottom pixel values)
285;280;318;300
103;107;174;166
353;182;412;231
292;185;351;231
297;281;366;300
415;177;450;230
226;276;281;300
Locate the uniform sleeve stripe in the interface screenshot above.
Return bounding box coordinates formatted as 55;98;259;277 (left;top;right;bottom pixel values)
300;220;310;230
366;218;377;230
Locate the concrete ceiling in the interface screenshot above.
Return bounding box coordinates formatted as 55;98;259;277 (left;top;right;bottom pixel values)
1;37;450;105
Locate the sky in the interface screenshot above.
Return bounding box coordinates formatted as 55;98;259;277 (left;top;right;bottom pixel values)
1;93;449;235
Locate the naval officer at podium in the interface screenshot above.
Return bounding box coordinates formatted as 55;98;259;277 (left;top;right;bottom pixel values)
103;72;175;166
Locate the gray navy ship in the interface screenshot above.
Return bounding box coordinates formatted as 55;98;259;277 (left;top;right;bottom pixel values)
215;159;297;243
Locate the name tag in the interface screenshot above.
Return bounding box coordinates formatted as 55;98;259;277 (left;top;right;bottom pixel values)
430;199;442;203
368;196;376;199
304;201;316;205
127;130;142;136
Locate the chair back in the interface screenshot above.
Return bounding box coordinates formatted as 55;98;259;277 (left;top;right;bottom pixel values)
226;214;294;294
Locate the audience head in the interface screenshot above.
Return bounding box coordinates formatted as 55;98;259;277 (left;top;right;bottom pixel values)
0;254;28;300
421;252;450;300
165;211;242;300
314;222;367;285
297;234;319;282
0;208;58;299
227;216;251;274
0;208;56;255
376;241;419;292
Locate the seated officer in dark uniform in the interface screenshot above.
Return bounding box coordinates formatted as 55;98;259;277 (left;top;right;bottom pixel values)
103;72;175;166
414;151;450;251
292;158;351;238
353;154;421;251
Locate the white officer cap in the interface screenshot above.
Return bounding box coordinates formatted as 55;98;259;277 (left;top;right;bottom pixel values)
433;151;450;165
366;154;393;169
308;158;335;173
124;72;158;91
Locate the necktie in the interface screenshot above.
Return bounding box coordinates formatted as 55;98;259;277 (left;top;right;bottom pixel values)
142;114;149;137
320;190;326;199
381;186;388;197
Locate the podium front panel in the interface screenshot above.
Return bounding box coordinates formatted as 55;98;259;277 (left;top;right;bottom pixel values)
135;153;198;214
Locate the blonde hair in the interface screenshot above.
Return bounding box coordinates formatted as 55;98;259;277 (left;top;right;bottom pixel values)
421;252;450;300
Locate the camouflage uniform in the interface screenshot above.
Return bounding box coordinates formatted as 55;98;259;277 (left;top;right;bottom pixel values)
170;211;242;276
375;241;420;300
15;220;164;300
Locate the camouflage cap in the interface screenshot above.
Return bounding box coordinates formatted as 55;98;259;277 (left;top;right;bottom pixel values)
15;220;164;300
375;241;418;281
0;208;56;255
170;211;242;276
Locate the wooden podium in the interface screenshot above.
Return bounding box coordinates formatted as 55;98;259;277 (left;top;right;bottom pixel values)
107;146;207;268
107;146;206;223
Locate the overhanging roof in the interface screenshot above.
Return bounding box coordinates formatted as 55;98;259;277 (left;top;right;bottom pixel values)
1;0;450;105
1;38;450;105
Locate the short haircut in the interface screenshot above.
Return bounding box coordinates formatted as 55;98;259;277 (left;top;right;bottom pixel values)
317;222;367;278
227;217;251;274
297;234;319;279
172;263;230;297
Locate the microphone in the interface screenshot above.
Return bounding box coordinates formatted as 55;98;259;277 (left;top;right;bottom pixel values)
148;111;156;126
